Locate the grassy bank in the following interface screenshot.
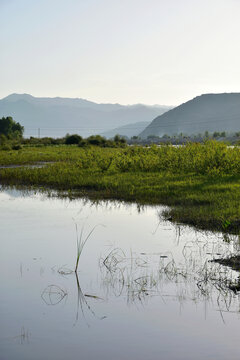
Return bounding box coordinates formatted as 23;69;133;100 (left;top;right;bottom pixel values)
0;141;239;233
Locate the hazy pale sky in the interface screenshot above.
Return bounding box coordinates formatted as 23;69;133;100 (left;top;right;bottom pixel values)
1;0;240;105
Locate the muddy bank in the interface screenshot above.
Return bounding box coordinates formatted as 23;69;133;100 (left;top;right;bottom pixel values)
211;255;240;271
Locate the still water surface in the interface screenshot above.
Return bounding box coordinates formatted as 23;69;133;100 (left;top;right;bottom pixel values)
0;188;240;360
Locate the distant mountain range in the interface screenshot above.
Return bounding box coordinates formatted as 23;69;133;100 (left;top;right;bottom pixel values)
0;94;172;138
139;93;240;138
101;121;151;139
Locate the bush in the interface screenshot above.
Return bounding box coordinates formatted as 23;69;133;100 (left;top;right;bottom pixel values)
65;134;82;145
78;139;88;147
87;135;106;146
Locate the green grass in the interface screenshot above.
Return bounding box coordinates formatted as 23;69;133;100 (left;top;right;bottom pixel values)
74;223;101;272
0;141;239;233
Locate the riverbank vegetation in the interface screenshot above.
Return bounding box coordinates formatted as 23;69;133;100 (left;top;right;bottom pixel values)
130;130;240;145
0;132;127;151
0;141;239;233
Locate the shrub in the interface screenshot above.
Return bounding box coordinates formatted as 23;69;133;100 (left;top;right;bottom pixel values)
87;135;106;146
65;134;82;145
78;139;88;147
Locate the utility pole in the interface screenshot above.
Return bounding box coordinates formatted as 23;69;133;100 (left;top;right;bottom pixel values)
38;128;40;139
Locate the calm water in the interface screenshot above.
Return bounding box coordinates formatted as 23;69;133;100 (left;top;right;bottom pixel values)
0;188;240;360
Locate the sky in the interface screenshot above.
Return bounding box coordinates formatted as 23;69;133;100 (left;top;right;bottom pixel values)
1;0;240;105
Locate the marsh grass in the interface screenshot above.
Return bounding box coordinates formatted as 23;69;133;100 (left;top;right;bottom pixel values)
55;222;104;275
74;223;104;272
41;285;68;305
0;141;239;233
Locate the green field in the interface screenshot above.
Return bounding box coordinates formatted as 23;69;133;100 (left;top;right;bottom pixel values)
0;141;239;233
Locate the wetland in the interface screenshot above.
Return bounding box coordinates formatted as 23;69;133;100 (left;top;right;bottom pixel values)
0;141;240;359
1;188;240;360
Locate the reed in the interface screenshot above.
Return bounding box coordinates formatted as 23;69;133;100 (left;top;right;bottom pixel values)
74;223;102;273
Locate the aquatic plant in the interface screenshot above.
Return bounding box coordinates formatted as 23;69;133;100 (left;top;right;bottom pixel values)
74;223;102;273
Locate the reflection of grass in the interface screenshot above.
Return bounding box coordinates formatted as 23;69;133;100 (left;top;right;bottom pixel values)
0;141;240;233
41;285;67;305
99;239;240;311
43;232;240;322
9;327;30;345
74;272;106;326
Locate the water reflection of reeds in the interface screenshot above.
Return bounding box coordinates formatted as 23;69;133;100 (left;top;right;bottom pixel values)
98;231;240;313
40;228;240;324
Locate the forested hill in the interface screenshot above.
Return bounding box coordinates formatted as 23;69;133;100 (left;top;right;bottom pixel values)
139;93;240;138
0;94;172;138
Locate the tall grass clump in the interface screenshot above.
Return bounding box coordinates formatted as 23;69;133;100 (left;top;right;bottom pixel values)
74;224;102;272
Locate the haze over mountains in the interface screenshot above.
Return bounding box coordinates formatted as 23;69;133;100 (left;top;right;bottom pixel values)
0;94;172;138
139;93;240;139
2;93;240;140
101;121;151;139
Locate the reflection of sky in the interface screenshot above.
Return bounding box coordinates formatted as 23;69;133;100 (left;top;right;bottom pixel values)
1;0;240;105
1;188;240;360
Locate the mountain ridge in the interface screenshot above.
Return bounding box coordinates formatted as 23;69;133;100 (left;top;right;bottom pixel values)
0;94;172;138
139;93;240;138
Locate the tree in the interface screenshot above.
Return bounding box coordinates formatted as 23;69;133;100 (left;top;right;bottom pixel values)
0;134;7;146
87;135;106;146
65;134;82;145
0;116;24;139
113;134;126;144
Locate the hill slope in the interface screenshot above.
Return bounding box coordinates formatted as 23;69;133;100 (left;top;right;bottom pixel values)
139;93;240;138
0;94;172;138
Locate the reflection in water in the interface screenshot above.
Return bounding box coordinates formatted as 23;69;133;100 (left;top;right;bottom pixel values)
2;188;240;360
98;244;240;314
41;232;240;322
74;273;107;327
41;285;68;306
41;272;106;326
10;327;30;345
